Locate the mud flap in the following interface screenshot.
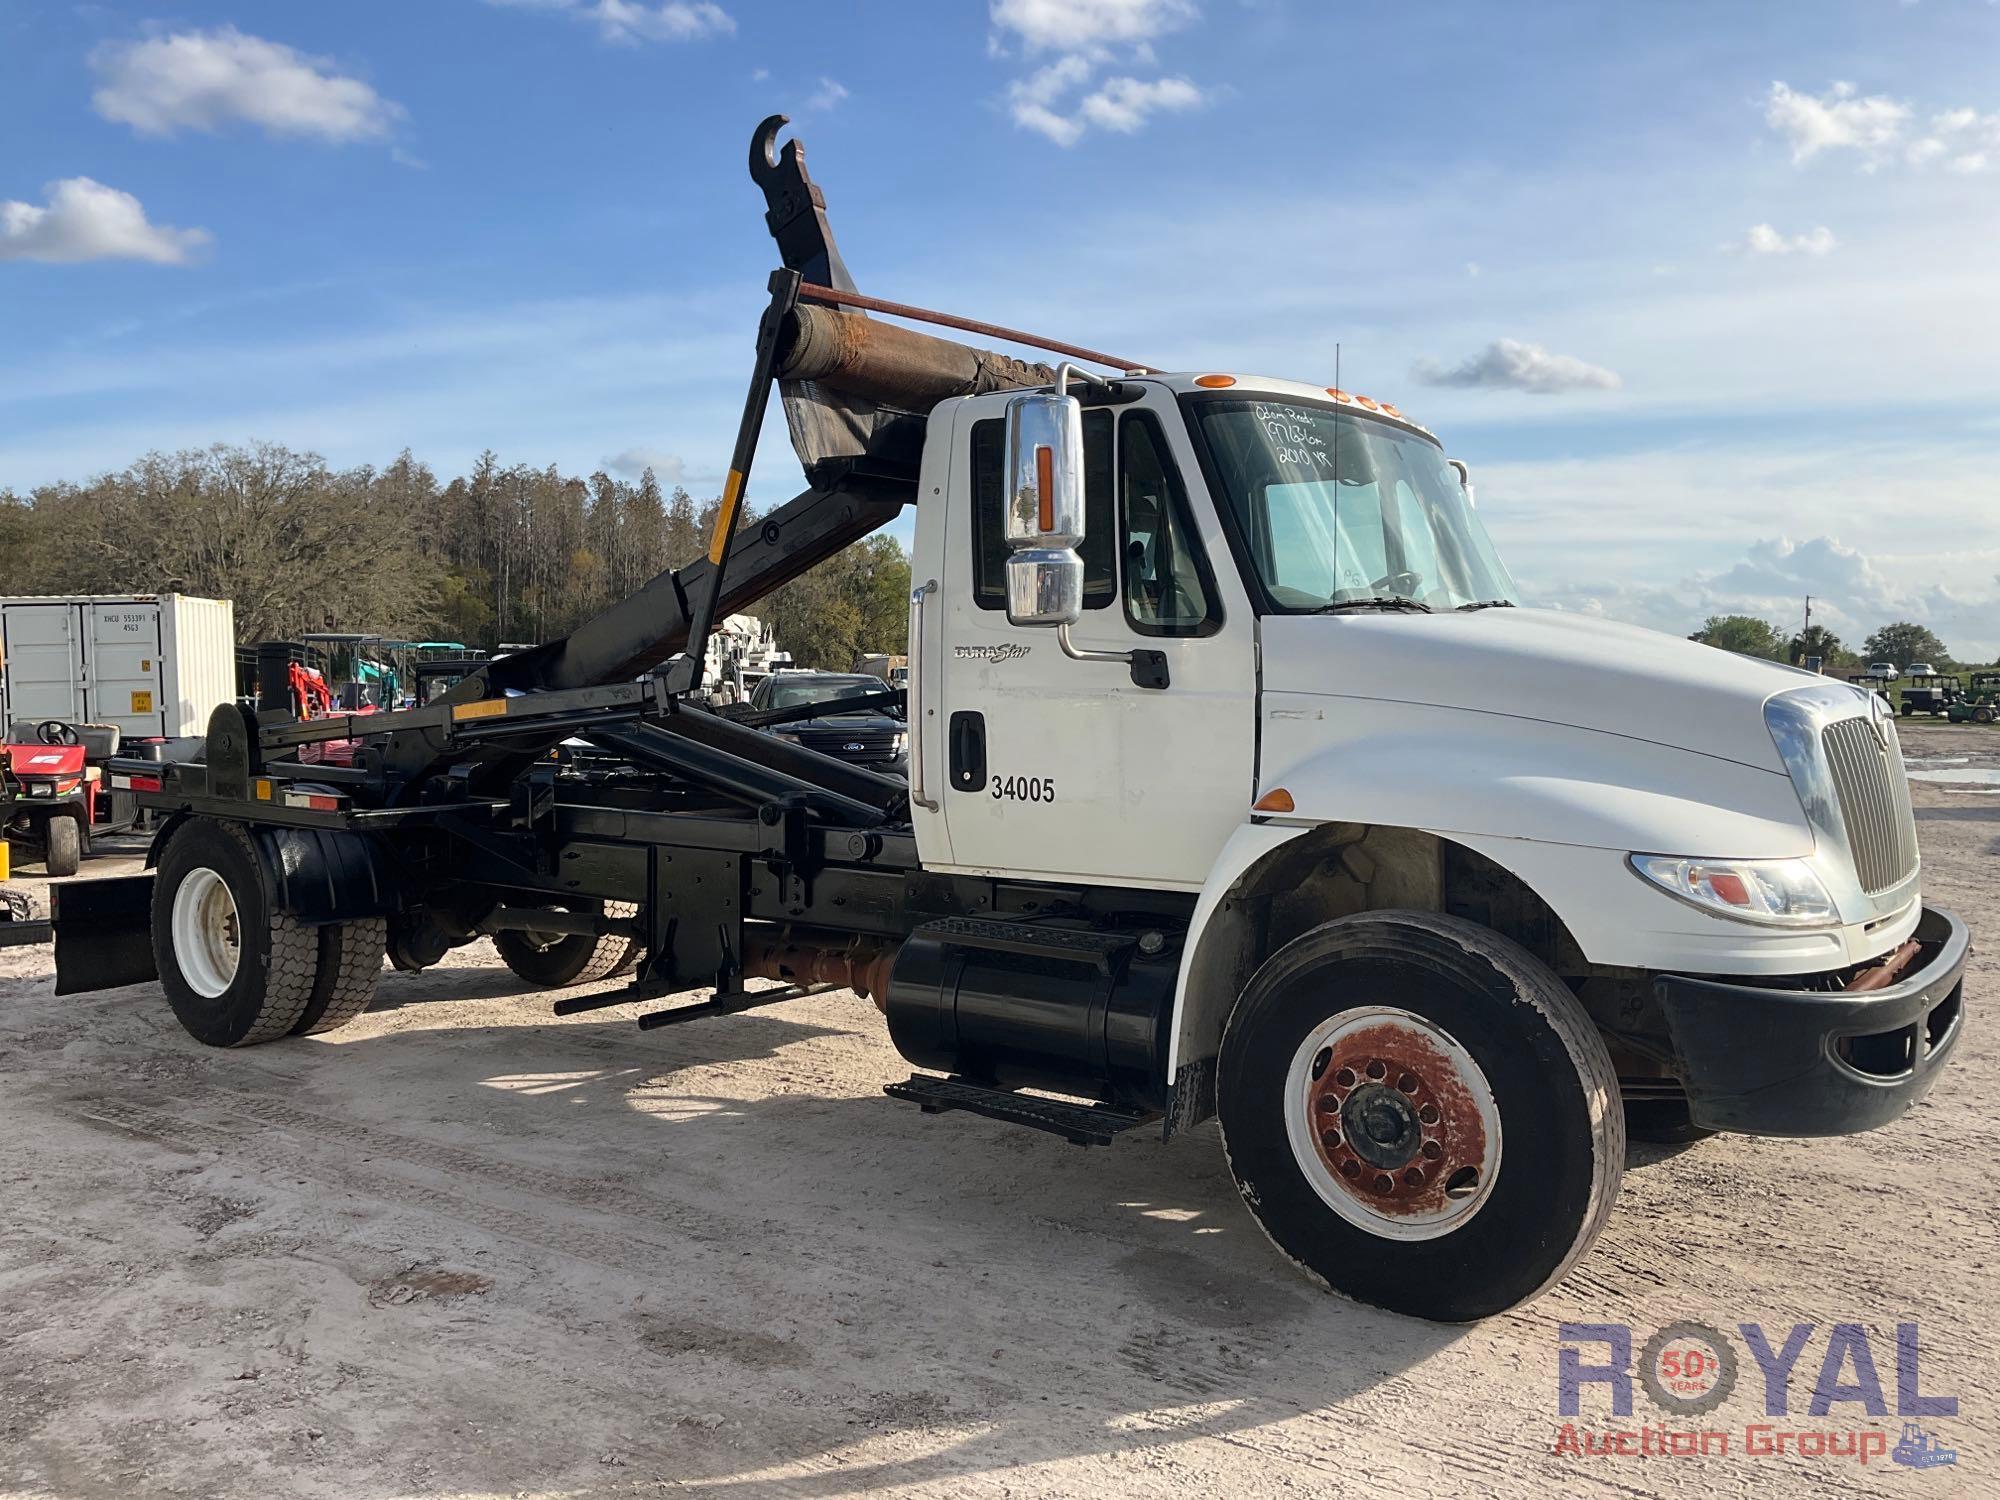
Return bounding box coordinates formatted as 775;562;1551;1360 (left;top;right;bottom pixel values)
52;872;158;995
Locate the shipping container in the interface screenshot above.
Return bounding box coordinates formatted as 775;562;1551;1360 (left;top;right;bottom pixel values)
0;594;236;739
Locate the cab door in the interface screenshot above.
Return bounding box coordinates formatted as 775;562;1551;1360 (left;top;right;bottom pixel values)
931;389;1257;891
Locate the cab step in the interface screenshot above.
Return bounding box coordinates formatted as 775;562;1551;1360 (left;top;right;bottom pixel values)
914;916;1135;973
885;1073;1153;1147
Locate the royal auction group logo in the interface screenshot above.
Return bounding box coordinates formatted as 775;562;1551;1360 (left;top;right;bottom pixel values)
1556;1321;1958;1468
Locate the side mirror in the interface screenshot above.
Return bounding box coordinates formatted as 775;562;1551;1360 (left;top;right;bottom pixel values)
1001;390;1086;628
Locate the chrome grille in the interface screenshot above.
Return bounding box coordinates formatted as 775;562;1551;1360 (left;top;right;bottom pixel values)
1820;716;1919;894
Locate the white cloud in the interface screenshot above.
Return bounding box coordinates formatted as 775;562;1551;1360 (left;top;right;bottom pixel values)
1765;80;2000;173
1079;75;1202;133
91;27;404;142
1917;104;2000;173
1006;55;1202;146
1535;535;2000;658
603;448;685;483
989;0;1197;56
804;77;848;113
1411;340;1620;394
992;0;1204;145
484;0;734;45
1735;223;1838;256
1765;81;1909;166
0;178;210;265
1008;55;1094;145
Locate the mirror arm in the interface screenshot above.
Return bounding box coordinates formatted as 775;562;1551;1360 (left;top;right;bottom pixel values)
1057;624;1170;690
1051;361;1115;398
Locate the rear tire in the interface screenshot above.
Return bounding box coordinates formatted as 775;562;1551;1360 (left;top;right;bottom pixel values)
153;819;318;1047
604;901;645;978
1218;910;1624;1322
493;901;630;988
292;918;388;1035
44;816;81;877
1976;707;1996;725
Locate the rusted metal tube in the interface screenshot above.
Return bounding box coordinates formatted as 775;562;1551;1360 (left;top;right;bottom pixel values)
741;924;899;1006
775;303;1057;412
1844;939;1923;993
798;283;1147;373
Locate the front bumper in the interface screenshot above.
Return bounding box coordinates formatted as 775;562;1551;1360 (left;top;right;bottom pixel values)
1653;904;1968;1136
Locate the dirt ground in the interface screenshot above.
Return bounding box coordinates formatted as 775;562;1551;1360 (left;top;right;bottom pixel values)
2;722;1995;1499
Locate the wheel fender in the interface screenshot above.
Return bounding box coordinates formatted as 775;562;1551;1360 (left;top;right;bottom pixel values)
149;813;398;923
1169;820;1310;1085
258;824;399;923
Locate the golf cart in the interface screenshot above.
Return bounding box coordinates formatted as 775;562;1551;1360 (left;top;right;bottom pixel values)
1898;672;1961;718
1946;672;2000;725
0;718;141;875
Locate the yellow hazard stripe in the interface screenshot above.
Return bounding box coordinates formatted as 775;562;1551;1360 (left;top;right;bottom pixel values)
452;698;510;721
708;468;746;565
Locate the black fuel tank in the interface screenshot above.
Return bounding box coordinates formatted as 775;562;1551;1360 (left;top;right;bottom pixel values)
883;918;1179;1111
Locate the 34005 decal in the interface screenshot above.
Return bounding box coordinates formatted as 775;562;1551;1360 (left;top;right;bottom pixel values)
990;775;1055;803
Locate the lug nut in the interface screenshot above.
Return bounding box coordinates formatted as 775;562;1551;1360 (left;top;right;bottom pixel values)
1418;1104;1440;1125
1421;1140;1443;1160
1403;1167;1425;1186
1319;1128;1340;1150
1396;1072;1418;1094
1334;1067;1357;1088
1373;1173;1393;1193
1365;1060;1387;1080
1339;1159;1360;1178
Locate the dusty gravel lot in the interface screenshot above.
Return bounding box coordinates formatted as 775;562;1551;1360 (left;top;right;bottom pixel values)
3;722;1995;1499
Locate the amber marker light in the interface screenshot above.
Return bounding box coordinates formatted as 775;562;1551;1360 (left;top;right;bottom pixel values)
1252;787;1296;813
1035;444;1055;530
1194;374;1237;388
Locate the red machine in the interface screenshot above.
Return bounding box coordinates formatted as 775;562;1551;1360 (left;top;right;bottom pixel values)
0;719;141;875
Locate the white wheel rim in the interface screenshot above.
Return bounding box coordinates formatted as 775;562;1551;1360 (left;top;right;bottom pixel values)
171;867;242;999
1283;1005;1503;1242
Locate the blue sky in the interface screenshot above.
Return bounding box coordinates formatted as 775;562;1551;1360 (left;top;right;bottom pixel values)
4;0;1999;653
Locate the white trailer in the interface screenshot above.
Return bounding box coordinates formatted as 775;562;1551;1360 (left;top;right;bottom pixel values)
0;594;236;740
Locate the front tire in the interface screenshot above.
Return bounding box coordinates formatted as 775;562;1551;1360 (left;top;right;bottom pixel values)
44;815;81;877
1218;910;1624;1322
153;819;319;1046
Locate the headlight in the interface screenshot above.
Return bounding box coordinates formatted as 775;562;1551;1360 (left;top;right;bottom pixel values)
891;731;908;753
25;783;54;798
772;730;802;743
1629;854;1838;927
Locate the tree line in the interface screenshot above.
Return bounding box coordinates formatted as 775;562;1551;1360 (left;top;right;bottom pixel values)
1688;615;1987;674
0;442;910;672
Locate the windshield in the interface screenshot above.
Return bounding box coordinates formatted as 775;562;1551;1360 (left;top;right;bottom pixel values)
1190;397;1517;611
760;677;880;711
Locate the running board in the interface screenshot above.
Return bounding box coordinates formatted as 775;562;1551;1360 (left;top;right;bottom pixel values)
884;1074;1153;1147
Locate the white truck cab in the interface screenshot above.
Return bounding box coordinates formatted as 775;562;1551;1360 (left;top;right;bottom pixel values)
893;367;1965;1313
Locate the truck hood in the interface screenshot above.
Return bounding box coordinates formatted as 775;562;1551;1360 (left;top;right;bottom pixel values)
1260;607;1829;774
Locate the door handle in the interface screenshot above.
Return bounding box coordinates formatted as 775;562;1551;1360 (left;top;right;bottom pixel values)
948;711;987;793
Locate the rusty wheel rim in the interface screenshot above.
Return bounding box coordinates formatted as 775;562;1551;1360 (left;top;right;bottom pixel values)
1283;1006;1502;1240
